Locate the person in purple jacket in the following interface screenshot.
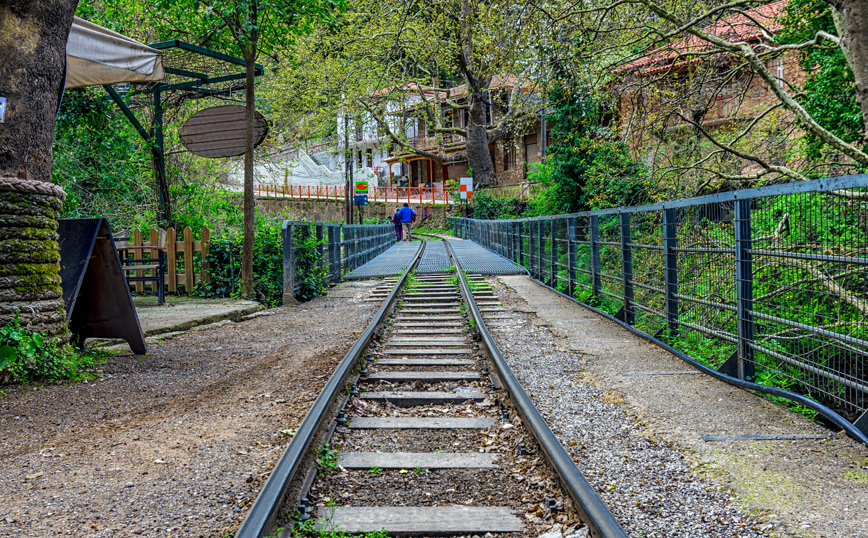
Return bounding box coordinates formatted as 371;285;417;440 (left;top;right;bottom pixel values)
391;207;403;241
398;203;416;242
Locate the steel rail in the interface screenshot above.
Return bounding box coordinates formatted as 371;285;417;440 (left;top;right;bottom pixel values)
235;241;425;538
521;273;868;447
444;242;629;538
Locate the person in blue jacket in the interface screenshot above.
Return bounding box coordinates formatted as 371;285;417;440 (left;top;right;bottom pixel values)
391;207;403;241
398;203;416;242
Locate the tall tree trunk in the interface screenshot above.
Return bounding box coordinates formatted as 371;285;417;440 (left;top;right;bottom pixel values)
465;92;495;187
242;49;256;298
0;0;78;335
829;0;868;145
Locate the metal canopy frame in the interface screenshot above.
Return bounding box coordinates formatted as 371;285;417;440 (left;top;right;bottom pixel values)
102;40;264;224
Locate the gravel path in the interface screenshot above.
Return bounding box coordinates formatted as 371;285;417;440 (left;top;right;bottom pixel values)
0;280;382;537
491;275;868;538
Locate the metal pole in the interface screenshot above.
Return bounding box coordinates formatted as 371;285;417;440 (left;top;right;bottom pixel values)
663;208;679;337
620;213;634;325
538;220;545;282
153;89;168;225
327;225;337;283
550;218;558;287
590;215;601;297
529;221;537;279
734;200;756;381
281;222;299;306
567;217;577;297
316;224;325;281
344;114;351;224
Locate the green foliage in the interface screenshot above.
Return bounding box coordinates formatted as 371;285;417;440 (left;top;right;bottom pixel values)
53;87;156;230
149;0;344;63
778;0;865;168
527;85;648;216
317;443;339;471
165;184;246;235
470;189;522;220
368;466;383;474
292;225;328;302
293;519;388;538
199;212;286;306
0;313;110;383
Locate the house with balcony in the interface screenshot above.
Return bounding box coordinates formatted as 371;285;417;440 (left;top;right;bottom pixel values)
382;77;550;189
611;0;806;172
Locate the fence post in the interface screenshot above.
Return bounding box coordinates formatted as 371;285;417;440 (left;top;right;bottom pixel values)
166;227;177;293
339;224;346;274
550;219;558;287
620;212;635;325
589;216;601;297
537;220;544;281
132;229;144;293
348;227;356;271
663;208;679;337
567;217;577;297
184;226;195;291
327;225;336;283
364;227;371;264
529;221;537;278
282;222;298;305
734;200;756;381
518;221;525;268
200;226;210;285
316;223;325;280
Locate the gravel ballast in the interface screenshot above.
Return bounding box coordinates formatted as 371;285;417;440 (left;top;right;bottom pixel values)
491;275;868;538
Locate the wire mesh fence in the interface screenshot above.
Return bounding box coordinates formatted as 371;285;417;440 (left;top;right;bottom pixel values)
450;174;868;425
281;221;394;302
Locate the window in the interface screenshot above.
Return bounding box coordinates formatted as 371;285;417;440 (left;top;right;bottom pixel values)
770;57;784;82
525;134;539;166
503;140;517;171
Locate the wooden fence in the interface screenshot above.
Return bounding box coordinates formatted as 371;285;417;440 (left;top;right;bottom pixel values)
125;226;210;294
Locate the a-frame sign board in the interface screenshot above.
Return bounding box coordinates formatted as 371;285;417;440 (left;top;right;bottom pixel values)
58;218;147;354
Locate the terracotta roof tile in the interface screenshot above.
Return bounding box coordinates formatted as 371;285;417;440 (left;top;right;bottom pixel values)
620;1;786;74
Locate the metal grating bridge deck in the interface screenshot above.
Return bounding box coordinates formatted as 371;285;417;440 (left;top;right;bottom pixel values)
344;243;421;279
447;240;526;275
416;241;452;273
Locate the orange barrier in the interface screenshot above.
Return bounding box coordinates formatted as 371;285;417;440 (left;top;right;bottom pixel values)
255;184;457;204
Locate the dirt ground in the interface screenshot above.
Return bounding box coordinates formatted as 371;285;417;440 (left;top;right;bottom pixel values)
0;280;382;538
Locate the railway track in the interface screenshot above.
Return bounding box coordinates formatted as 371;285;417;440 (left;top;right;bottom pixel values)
236;242;627;538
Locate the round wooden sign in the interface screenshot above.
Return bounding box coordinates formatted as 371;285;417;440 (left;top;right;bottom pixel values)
179;105;269;158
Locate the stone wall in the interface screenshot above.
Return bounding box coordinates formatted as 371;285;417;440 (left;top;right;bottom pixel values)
255;197;460;229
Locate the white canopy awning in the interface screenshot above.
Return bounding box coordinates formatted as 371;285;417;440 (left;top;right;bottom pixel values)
65;17;164;89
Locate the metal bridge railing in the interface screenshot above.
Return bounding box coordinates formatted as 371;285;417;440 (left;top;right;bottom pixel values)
450;174;868;433
281;221;394;303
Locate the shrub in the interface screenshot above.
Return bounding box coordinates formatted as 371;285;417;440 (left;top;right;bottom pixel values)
199;214;285;306
0;313;108;383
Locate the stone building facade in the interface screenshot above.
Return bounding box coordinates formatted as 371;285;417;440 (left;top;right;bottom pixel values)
611;1;810;181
